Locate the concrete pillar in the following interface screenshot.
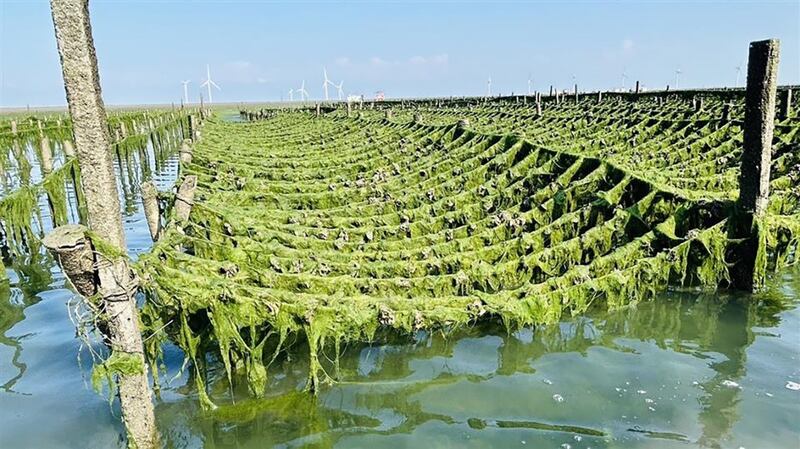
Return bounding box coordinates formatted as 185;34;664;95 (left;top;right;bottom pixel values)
40;137;53;175
732;38;781;292
49;1;157;447
175;175;197;222
179;139;193;165
63;139;75;158
140;181;160;241
722;103;732;122
779;88;792;120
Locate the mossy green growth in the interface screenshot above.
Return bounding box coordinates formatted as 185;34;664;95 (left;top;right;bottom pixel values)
91;350;145;403
132;100;800;408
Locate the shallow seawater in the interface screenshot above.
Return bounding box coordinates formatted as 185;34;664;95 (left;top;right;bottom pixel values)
1;125;799;448
3;263;799;449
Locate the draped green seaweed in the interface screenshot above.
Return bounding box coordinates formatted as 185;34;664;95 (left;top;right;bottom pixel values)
136;92;799;406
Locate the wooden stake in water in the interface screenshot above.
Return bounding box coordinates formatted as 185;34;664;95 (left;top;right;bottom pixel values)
732;38;781;292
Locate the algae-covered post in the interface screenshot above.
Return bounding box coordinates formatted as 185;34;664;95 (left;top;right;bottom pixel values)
731;39;780;292
49;0;158;446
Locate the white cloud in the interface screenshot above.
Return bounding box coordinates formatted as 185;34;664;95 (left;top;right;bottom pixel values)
335;57;351;66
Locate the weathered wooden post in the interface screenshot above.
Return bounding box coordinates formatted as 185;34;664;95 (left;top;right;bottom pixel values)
536;100;542;116
10;120;17;136
574;84;579;103
414;113;423;124
346;102;352;117
722;103;732;122
315;102;321;117
598;91;603;103
635;81;640;95
779;88;792;120
385;109;393;119
731;39;780;292
549;85;553;97
140;181;161;241
49;0;158;447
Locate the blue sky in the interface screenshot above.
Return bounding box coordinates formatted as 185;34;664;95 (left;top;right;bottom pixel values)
1;0;799;107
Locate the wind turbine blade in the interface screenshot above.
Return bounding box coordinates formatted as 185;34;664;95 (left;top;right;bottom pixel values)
210;80;221;90
201;80;210;87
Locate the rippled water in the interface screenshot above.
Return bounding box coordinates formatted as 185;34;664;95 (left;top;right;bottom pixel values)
1;118;799;449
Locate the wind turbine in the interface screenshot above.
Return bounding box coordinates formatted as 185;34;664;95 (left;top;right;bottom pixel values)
527;74;532;95
322;68;337;101
288;89;294;102
181;80;191;104
621;70;628;91
200;64;221;103
297;80;309;101
335;81;345;100
674;68;682;89
487;77;492;97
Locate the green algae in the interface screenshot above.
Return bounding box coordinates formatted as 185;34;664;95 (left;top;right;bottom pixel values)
134;94;799;407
